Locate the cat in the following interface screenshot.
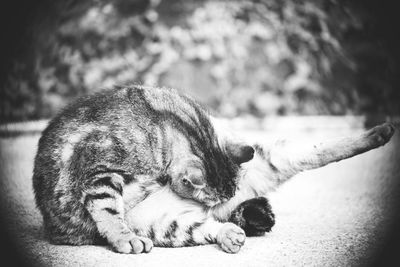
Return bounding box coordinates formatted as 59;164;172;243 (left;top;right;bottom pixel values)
33;85;395;254
33;85;255;253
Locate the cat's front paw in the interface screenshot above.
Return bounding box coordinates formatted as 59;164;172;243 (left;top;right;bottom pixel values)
217;223;246;253
114;236;153;254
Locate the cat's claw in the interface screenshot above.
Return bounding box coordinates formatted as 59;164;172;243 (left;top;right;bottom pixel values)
217;223;246;253
114;236;153;254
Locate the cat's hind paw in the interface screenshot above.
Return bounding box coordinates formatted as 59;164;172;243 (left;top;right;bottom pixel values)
217;223;246;253
365;122;395;147
113;236;153;254
229;197;275;236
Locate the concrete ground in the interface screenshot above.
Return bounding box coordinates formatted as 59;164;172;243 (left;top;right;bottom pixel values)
0;118;399;267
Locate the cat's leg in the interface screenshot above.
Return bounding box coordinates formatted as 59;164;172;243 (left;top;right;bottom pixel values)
212;123;395;222
259;122;395;182
73;130;154;254
229;197;275;236
125;187;245;253
83;171;153;254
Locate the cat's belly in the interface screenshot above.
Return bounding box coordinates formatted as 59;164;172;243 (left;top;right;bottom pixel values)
124;187;209;245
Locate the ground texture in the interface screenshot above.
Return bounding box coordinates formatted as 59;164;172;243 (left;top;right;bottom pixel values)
0;118;399;267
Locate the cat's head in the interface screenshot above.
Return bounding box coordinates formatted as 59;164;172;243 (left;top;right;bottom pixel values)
162;95;254;206
170;141;254;207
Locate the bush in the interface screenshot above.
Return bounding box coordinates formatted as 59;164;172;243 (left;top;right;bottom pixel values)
1;0;399;122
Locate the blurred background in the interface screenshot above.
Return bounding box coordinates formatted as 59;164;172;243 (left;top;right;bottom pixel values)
1;1;400;266
0;0;399;123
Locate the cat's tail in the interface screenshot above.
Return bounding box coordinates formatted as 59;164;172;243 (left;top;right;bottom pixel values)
251;122;395;187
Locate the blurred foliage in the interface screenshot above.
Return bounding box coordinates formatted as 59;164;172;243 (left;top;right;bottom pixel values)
1;0;399;122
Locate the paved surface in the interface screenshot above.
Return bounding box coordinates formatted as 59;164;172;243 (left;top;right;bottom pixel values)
0;122;399;267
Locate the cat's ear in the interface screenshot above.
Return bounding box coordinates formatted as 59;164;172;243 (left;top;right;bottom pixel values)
225;142;254;165
210;116;254;164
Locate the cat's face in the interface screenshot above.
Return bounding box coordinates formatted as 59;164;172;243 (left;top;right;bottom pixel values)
171;143;254;206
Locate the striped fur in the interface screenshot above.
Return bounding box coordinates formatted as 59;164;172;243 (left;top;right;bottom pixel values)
33;85;253;253
33;85;395;254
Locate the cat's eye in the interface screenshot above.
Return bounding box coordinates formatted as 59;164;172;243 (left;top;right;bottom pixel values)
182;177;190;185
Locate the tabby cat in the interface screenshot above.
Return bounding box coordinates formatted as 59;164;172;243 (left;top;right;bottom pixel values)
33;85;395;254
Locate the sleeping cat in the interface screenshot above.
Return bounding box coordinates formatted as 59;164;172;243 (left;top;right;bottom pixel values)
33;85;395;254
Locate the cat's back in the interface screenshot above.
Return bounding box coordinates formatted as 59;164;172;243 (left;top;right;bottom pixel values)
33;88;132;175
40;87;137;140
32;85;204;201
38;85;199;142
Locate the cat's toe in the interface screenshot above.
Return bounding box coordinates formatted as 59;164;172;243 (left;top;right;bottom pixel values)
112;235;154;254
217;223;246;253
130;236;153;254
113;240;133;254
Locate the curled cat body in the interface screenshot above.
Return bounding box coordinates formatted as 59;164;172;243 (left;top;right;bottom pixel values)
33;85;259;253
33;85;396;254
